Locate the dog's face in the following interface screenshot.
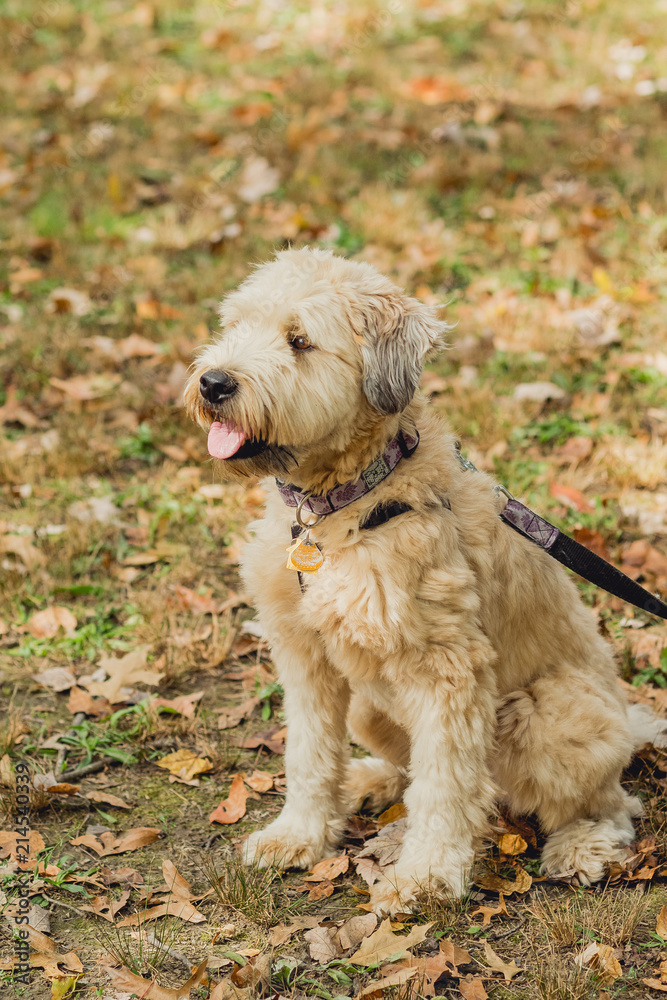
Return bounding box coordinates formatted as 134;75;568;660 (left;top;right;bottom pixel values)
184;247;447;479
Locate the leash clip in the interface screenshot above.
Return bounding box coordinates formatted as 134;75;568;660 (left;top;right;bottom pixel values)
494;483;514;501
295;492;325;529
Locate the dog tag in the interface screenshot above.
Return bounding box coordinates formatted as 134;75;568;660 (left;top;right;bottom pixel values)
285;530;324;573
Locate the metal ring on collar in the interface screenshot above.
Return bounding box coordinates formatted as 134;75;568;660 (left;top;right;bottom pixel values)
494;483;514;501
295;492;325;528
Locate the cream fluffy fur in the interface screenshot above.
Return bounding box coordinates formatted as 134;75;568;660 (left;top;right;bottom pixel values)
185;247;664;915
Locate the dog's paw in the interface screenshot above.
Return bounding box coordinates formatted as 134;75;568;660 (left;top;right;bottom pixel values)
369;871;421;916
368;861;466;916
343;757;407;814
540;818;633;885
242;819;330;871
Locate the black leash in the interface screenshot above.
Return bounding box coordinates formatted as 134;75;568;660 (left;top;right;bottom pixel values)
500;497;667;620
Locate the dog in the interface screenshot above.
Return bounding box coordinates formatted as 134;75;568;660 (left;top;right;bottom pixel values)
185;246;665;915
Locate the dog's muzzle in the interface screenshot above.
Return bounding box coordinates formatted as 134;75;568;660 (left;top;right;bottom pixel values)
199;369;238;404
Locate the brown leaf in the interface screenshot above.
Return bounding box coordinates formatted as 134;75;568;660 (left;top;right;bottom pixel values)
85;789;132;809
348;918;432;966
85;646;162;704
155;749;212;783
0;533;45;569
354;856;384;887
172;585;221;614
0;829;45;865
549;482;594;512
573;528;610;561
150;691;204;718
296;879;336;901
67;686;110;716
458;976;488;1000
116;899;206;925
244;770;273;792
209;774;248;824
46;783;81;797
238;726;286;754
105;959;207;999
304;925;339;963
357;819;405;867
80;889;130;922
70;826;161;857
642;980;667;992
304;855;349;882
657;905;667;939
357;967;418;996
475;865;532;895
50;374;121;401
135;299;184;320
483;941;521;981
471;895;508;926
217;697;261;730
555;436;593;464
17;926;83;978
27;606;77;638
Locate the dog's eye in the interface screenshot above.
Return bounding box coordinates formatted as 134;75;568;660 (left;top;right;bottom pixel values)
290;334;313;352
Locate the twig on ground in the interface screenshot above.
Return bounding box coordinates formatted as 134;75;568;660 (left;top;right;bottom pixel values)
60;756;121;781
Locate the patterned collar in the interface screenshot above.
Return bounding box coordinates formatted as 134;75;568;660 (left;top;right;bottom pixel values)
275;428;419;517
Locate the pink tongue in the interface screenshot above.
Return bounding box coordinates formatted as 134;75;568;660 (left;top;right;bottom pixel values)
207;421;246;459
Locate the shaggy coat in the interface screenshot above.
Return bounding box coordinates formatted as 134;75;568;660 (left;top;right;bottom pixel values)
185;247;663;914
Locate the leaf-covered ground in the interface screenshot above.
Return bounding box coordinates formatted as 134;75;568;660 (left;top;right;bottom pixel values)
1;1;667;998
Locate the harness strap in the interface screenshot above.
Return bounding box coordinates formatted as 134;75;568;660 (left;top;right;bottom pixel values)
500;498;667;620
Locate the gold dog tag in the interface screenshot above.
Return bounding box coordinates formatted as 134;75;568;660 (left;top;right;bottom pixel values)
285;531;324;573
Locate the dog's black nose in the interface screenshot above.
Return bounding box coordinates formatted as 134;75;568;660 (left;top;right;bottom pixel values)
199;370;238;404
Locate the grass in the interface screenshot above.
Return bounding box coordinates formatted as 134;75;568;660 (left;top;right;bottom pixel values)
1;0;666;995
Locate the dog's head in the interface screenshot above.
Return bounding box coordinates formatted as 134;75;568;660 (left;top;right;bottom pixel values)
184;247;447;480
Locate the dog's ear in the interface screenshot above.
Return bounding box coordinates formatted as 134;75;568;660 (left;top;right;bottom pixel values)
360;294;448;415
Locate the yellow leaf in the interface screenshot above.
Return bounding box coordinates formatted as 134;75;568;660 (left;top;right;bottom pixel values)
155;749;212;782
377;802;407;827
51;975;81;999
592;267;616;296
497;833;527;855
657;904;667;939
348;918;432;966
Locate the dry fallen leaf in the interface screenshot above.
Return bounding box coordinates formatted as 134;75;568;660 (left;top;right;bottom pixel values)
50;374;121;401
85;789;132;809
217;697;261;730
244;770;274;792
155;749;213;783
471;894;508;926
304;855;349;882
458;976;489;1000
357;967;418;996
657;904;667;939
84;646;163;704
70;826;161;857
549;482;594;513
0;830;45;865
67;686;110;716
348;918;432;966
576;942;622;985
149;691;204;718
17;926;83;979
475;865;532;895
27;606;77;638
209;774;248;824
32;667;77;692
377;802;407;827
497;833;527;856
483;940;521;981
357;819;405;867
105;959;207;999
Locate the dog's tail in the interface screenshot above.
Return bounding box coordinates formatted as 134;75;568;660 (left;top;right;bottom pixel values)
627;702;667;751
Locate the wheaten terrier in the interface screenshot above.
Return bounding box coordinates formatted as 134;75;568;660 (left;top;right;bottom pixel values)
185;247;664;915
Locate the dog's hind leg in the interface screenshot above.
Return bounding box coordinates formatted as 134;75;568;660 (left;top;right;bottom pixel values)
494;670;640;883
344;697;410;813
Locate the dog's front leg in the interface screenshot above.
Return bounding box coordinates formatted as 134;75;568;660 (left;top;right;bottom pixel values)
243;641;350;870
370;650;496;916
